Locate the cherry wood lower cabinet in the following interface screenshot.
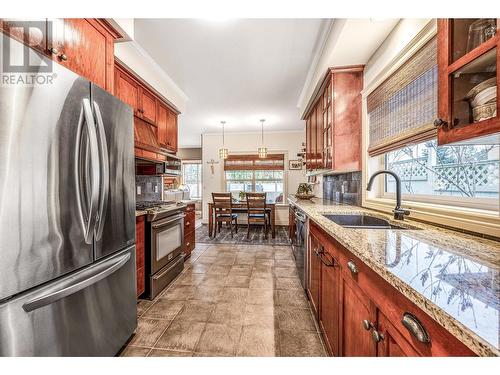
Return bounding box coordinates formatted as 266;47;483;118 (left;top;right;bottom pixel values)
340;276;377;356
307;233;321;319
319;245;341;356
308;221;476;357
183;203;196;258
135;215;146;298
376;311;420;357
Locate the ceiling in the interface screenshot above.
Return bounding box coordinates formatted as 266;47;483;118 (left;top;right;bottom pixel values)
134;19;327;147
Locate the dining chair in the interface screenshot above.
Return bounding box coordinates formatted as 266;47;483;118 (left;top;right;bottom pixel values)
212;192;238;238
246;192;268;239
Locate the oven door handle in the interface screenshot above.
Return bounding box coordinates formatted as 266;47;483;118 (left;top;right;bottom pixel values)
151;213;185;229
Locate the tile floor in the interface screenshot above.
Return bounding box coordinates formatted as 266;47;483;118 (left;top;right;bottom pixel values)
120;243;326;357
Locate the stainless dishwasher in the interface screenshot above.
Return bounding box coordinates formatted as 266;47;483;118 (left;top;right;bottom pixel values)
291;204;308;290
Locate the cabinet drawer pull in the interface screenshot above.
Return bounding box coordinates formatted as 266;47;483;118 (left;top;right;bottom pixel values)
49;47;59;55
347;260;358;275
401;312;430;343
59;53;68;61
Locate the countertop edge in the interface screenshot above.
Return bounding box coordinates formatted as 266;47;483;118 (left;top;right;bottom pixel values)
289;197;500;357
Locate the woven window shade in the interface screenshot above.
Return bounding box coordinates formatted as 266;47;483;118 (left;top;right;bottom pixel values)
224;154;284;171
367;37;438;157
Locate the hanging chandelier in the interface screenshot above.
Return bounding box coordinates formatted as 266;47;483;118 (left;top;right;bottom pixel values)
218;120;228;159
258;119;267;158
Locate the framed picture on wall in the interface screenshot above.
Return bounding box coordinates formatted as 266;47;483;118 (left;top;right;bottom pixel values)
289;160;302;170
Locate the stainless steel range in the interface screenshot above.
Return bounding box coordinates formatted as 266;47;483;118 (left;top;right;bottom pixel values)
137;201;187;299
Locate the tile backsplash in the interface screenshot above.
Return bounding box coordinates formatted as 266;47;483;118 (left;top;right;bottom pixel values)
136;175;162;202
323;171;362;206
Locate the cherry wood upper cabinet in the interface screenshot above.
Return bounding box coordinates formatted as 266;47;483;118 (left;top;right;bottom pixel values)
114;66;140;114
305;118;312;170
157;102;178;153
303;65;363;173
166;109;178;153
0;19;48;55
56;19;117;92
157;103;168;148
0;18;120;93
436;18;500;145
139;87;157;125
115;60;180;159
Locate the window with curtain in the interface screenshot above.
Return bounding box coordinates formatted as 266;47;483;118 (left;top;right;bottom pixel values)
368;36;500;210
223;154;285;203
182;162;202;199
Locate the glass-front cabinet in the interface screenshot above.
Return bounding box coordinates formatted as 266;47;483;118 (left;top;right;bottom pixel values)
437;19;500;145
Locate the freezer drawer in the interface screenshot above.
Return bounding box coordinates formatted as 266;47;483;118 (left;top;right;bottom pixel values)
0;246;137;357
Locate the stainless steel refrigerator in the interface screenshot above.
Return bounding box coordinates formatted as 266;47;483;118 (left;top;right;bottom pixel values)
0;35;137;356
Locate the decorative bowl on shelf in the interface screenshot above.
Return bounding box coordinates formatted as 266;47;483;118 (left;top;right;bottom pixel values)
472;102;496;122
465;78;495;100
471;86;496;107
294;193;316;200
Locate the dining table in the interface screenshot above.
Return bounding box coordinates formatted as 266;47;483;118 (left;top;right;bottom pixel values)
207;200;276;238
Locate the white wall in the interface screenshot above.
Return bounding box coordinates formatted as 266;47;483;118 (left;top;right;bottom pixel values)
114;41;189;113
110;18;188;112
298;19;399;117
201;131;306;225
364;19;433;89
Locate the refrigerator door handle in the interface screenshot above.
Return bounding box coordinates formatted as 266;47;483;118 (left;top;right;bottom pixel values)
22;252;131;312
92;100;110;241
75;98;101;244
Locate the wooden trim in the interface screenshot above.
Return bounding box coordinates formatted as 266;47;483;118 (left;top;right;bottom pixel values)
225;154;284;161
94;18;123;40
447;35;498;74
437;19;451;127
115;59;181;115
362;20;437;98
224;154;285;171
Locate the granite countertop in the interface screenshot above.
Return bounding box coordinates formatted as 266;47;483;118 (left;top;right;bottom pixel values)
135;210;148;217
288;196;500;357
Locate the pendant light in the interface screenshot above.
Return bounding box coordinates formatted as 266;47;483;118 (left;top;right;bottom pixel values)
218;120;229;159
258;119;267;158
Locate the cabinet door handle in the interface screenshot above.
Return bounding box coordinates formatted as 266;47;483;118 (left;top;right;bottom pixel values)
372;330;384;343
362;319;373;331
319;251;335;267
347;260;358;275
59;53;68;61
401;312;430;343
49;47;59;55
186;242;191;247
433;118;447;128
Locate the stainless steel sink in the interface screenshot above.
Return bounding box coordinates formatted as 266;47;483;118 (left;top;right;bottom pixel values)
323;214;413;230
